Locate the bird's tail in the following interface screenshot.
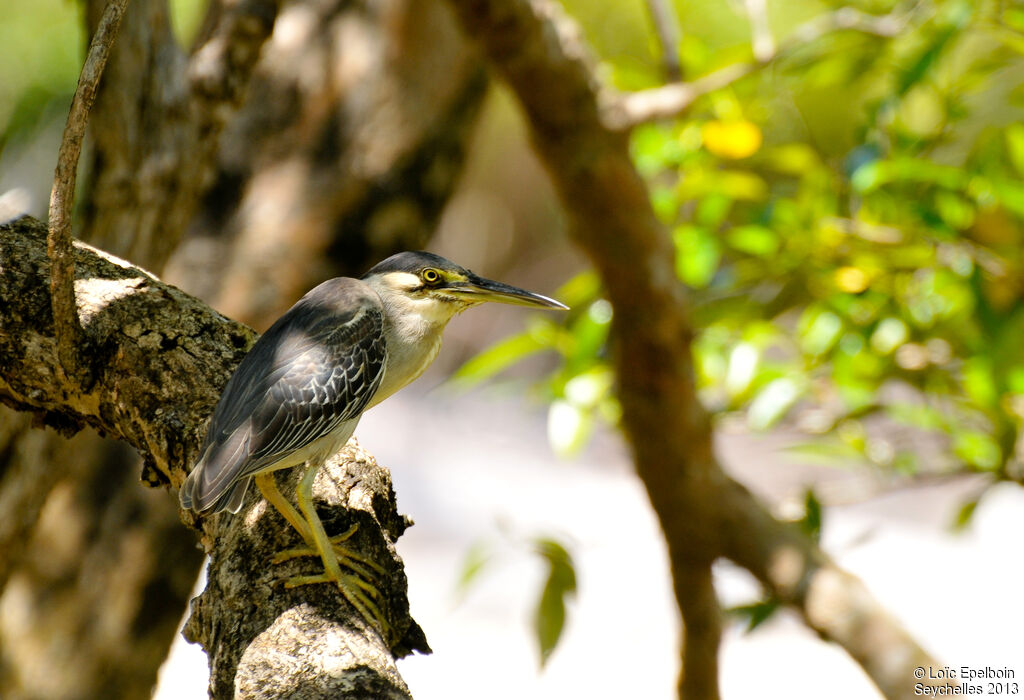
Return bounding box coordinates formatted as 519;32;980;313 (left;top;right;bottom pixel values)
179;450;253;514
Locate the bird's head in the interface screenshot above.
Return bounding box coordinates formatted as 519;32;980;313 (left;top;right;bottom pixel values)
362;251;568;326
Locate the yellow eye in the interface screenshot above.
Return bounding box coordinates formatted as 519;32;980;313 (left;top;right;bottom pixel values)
422;268;441;284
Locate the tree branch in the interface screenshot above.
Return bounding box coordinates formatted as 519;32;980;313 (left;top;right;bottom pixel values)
644;0;682;81
48;0;130;382
609;6;911;127
442;1;947;698
83;0;280;271
0;216;428;695
675;562;721;700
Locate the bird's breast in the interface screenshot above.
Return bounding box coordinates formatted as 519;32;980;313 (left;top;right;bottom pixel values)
369;322;443;407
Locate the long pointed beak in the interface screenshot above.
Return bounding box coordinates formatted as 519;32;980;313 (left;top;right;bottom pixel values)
450;275;569;310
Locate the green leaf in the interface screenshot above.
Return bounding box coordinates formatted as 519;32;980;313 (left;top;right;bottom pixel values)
799;308;843;357
533;538;577;668
547;399;593;456
962;357;998;408
455;541;492;599
726;598;780;632
851;157;969;193
673;225;721;288
952;498;979;530
953;431;1001;471
452;326;551;387
727;225;779;257
747;377;804;430
870;317;908;355
800;488;823;543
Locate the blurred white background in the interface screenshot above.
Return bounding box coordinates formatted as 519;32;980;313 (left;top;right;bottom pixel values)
154;385;1024;699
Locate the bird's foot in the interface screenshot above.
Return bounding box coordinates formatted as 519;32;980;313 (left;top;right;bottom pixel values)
274;523;390;634
284;569;390;635
273;524;386;580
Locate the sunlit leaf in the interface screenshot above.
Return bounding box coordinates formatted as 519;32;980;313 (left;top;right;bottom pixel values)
834;266;870;294
673;225;721;288
547;400;592;456
799;308;843;357
748;377;804;430
452;323;555;387
726;342;759;397
455;540;492;599
870;317;908;355
564;366;613;408
953;431;1001;470
727;225;779;257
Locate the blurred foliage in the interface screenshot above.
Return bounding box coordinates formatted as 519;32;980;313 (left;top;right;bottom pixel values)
455;534;577;668
0;0;83;152
532;538;577;668
463;0;1024;497
0;0;205;155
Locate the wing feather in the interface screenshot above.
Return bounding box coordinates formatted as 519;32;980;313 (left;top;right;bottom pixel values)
181;279;387;513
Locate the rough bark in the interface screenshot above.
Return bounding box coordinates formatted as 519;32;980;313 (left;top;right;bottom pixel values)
0;0;283;694
442;1;952;699
0;217;427;697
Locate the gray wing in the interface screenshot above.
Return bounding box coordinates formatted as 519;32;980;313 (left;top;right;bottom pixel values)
180;280;387;513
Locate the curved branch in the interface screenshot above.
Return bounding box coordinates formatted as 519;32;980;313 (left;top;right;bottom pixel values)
442;1;947;698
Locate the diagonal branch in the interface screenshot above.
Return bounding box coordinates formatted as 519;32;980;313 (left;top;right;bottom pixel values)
442;1;949;698
48;0;131;381
609;6;911;127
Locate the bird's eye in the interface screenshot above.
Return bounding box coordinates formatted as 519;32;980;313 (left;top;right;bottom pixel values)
421;268;442;285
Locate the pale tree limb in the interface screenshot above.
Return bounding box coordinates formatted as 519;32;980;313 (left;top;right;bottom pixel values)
442;1;952;698
743;0;775;62
0;217;428;696
609;5;912;127
47;0;131;382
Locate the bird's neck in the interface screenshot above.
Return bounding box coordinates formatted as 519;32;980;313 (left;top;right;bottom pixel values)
370;299;451;407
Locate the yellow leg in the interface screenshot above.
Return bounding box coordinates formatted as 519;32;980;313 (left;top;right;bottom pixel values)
255;473;312;541
259;463;389;635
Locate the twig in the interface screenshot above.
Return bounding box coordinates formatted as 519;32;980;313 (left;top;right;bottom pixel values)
644;0;682;81
605;60;757;130
47;0;131;380
611;6;910;127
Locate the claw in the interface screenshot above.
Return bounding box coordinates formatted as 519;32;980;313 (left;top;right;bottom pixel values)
284;571;390;634
256;466;391;636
